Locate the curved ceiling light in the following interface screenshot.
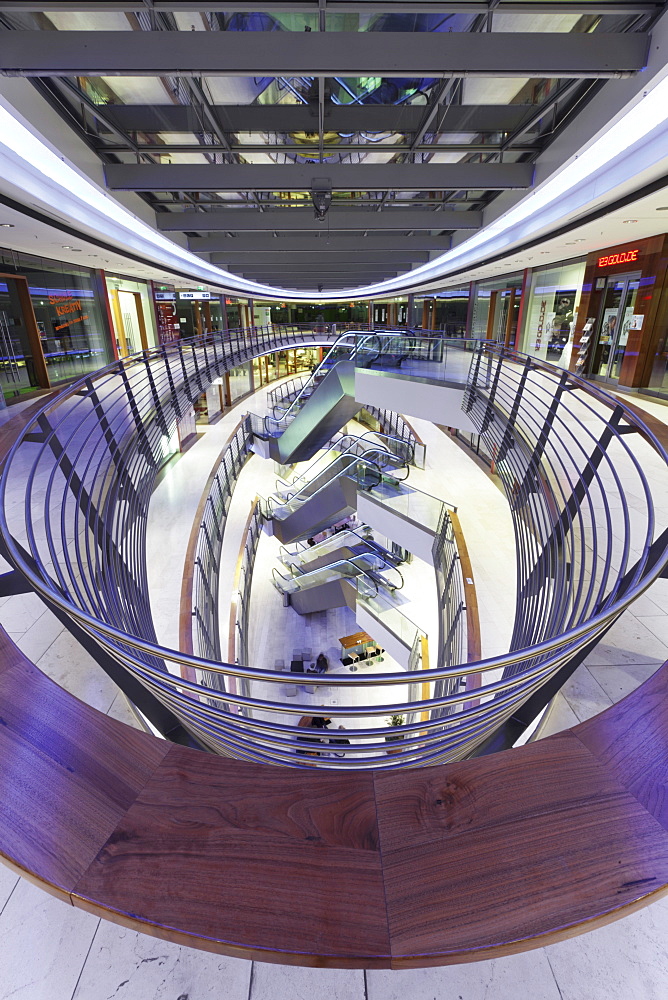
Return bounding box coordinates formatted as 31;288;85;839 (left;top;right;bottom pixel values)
0;64;667;303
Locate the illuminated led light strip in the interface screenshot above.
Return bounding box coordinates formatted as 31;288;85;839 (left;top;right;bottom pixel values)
0;64;667;302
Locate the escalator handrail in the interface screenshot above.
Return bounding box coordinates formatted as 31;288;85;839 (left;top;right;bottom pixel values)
279;442;398;506
275;438;396;505
278;528;403;592
347;534;405;591
266;331;381;431
270;453;386;520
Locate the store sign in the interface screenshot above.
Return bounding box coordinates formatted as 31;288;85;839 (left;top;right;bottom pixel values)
179;291;211;300
597;249;639;268
49;293;88;332
154;291;175;301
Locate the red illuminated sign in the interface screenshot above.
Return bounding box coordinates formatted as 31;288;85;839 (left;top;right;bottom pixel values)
597;249;639;268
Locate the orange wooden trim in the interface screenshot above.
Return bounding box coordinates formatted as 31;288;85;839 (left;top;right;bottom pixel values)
449;510;482;710
109;288;128;357
503;286;516;349
419;635;430;723
178;418;246;678
132;291;149;352
398;414;425;448
98;270;119;361
486;289;498;340
227;496;259;680
7;274;50;389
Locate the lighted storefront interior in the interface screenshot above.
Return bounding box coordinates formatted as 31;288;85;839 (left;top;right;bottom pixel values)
105;274;158;358
0;249;111;399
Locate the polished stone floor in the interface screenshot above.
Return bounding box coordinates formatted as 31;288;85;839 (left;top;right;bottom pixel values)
0;381;666;998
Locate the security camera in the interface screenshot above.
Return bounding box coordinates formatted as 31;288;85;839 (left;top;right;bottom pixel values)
311;179;332;221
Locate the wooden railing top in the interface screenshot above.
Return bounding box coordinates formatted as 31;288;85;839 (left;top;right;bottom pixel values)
1;380;667;968
1;623;666;968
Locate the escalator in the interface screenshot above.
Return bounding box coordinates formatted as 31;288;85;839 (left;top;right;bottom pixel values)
253;331;412;465
272;551;396;615
279;527;406;584
265;433;412;544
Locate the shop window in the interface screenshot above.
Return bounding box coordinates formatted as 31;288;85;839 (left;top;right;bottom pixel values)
0;250;113;397
520;261;586;365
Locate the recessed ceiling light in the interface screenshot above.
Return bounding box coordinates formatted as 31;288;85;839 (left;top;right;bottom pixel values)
622;219;638;224
0;222;15;228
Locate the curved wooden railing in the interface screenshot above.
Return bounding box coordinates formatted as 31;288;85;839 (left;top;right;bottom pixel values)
0;621;666;967
0;394;667;966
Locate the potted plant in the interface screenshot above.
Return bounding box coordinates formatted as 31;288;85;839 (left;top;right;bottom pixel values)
385;714;405;751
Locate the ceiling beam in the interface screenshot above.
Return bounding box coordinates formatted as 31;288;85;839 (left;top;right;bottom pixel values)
0;3;658;12
236;271;401;280
158;209;481;232
106;162;533;192
100;103;536;136
105;141;540;154
191;235;450;252
230;262;402;271
0;31;649;79
209;251;431;264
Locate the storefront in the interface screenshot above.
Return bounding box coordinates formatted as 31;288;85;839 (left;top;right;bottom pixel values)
105;274;158;357
151;283;181;345
570;235;668;395
251;346;322;388
519;259;586;365
469;275;523;343
0;247;112;400
175;290;225;337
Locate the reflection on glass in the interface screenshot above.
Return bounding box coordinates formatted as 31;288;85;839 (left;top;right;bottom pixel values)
648;330;668;396
0;278;38;393
0;250;112;395
610;280;639;380
229;362;252;402
594;275;640;381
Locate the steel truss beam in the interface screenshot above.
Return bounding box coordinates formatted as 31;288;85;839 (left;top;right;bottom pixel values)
191;235;450;252
158;209;482;232
229;263;402;271
0;31;649;78
100;103;536;136
107;162;533;191
238;277;400;286
208;251;431;264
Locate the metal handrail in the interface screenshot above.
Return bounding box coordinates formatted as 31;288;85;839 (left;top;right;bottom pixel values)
287;528;405;592
0;327;666;769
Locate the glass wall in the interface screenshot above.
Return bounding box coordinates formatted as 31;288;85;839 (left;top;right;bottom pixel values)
519;260;586;365
648;326;668;396
434;290;468;335
228;362;252;402
175;294;225;337
470;275;523;341
0;248;112;398
252;347;322;387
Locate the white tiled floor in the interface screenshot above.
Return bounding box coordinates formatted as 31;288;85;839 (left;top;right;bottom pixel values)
0;382;667;998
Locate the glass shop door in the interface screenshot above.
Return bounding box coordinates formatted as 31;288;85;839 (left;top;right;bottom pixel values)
592;272;640;382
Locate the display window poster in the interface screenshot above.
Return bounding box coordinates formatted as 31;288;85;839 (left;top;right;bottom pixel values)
152;283;180;344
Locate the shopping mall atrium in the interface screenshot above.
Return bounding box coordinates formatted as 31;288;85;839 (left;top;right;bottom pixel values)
0;2;667;997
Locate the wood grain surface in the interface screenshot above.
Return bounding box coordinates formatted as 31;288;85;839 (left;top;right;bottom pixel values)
1;397;667;967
